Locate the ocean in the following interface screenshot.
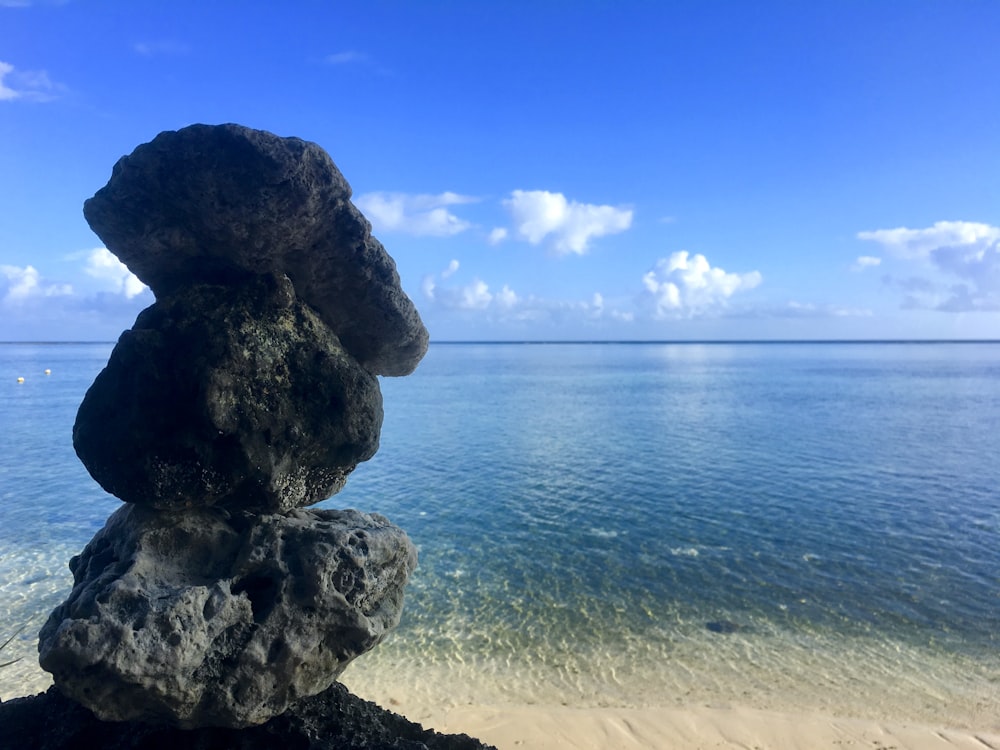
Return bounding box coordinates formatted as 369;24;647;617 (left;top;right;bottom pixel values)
1;341;998;727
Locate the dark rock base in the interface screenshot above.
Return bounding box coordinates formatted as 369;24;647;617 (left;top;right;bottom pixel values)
0;683;495;750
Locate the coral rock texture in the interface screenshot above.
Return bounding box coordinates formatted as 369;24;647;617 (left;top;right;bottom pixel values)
38;504;417;728
83;123;428;377
73;275;383;512
39;124;431;732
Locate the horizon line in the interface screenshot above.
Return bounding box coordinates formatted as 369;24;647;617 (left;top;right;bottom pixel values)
4;339;1000;346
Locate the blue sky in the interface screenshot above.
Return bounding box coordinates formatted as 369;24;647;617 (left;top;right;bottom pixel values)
2;1;999;342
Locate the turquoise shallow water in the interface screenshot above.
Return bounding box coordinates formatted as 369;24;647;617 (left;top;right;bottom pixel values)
2;342;999;726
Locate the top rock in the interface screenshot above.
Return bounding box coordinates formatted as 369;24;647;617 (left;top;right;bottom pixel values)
83;124;428;377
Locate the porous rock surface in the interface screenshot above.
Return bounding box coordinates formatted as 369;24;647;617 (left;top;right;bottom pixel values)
38;504;417;729
82;122;428;377
37;123;442;736
73;274;383;512
0;683;496;750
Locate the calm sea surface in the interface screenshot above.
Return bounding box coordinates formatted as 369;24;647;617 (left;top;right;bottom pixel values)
1;342;998;727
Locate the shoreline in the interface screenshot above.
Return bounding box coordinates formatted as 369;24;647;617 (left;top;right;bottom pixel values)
5;668;999;750
338;658;1000;750
414;703;1000;750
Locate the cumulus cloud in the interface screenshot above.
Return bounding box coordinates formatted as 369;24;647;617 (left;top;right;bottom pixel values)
355;192;477;236
488;227;508;245
84;248;148;298
641;251;761;318
1;264;72;303
0;60;61;102
494;284;518;309
503;190;632;255
859;220;1000;311
459;279;496;310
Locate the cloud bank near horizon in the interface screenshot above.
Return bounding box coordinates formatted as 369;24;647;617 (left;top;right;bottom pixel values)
860;221;1000;311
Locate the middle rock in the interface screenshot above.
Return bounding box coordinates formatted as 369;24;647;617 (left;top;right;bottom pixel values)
73;274;383;513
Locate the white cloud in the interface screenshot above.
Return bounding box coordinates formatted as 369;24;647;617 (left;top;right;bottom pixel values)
1;264;72;303
859;220;1000;311
852;255;881;271
581;292;634;322
421;275;437;301
443;280;625;321
458;279;494;310
84;248;148;299
1;62;22;100
434;277;519;312
420;257;632;326
858;221;1000;261
0;60;61;102
421;259;461;301
355;192;477;236
641;251;762;319
488;227;508;245
494;284;518;309
611;309;635;322
425;269;633;328
503;190;632;255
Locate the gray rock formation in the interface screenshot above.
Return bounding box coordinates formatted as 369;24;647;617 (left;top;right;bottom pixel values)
73;274;383;513
83;123;428;377
38;124;434;733
39;504;417;729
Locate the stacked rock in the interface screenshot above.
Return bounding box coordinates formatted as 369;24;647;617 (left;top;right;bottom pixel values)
37;124;428;730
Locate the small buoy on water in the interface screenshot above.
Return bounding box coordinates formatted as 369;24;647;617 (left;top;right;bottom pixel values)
17;376;25;383
44;369;51;375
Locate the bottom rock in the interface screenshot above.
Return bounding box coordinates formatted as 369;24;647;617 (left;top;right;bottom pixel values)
38;504;417;729
0;683;495;750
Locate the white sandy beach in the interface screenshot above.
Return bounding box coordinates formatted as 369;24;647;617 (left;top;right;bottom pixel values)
336;652;1000;750
4;661;999;750
394;702;1000;750
336;667;1000;750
